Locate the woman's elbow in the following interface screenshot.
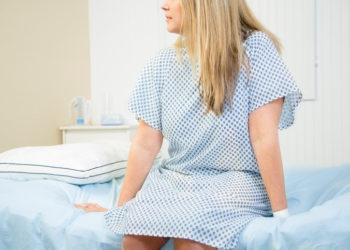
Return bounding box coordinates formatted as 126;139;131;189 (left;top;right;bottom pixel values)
132;119;163;154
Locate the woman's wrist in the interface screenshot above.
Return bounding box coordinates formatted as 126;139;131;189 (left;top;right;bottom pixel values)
273;208;290;218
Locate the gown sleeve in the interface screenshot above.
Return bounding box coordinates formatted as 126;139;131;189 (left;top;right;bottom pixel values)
247;32;303;130
127;54;163;132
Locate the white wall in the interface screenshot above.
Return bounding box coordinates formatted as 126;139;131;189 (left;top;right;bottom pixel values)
88;0;176;126
279;0;350;167
88;0;350;167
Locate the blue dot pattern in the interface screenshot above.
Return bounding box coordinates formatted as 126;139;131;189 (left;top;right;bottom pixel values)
104;31;302;249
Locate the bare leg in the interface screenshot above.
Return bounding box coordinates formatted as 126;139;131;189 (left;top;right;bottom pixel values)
122;234;170;250
173;238;217;250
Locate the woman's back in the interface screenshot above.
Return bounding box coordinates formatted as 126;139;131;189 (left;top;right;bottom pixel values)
128;31;301;176
105;30;302;249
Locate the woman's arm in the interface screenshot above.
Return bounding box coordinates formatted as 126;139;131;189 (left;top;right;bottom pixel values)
116;119;163;207
74;119;163;212
248;97;287;212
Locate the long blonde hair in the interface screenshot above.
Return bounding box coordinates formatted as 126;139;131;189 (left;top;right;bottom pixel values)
174;0;282;116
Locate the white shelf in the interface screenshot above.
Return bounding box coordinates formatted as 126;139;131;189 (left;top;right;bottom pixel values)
59;125;138;144
59;125;138;131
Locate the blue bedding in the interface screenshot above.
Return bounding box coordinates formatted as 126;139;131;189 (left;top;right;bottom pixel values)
1;163;349;250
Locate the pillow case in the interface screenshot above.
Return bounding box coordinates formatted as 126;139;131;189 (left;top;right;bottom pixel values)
0;141;132;185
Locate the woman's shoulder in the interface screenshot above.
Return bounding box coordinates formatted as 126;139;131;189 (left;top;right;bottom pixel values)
141;46;177;74
150;46;177;64
244;30;275;50
244;30;273;44
140;47;178;82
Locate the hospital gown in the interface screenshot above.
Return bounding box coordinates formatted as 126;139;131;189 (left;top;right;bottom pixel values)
104;31;303;250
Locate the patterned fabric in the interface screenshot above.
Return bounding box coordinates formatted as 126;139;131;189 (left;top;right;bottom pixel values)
104;31;302;249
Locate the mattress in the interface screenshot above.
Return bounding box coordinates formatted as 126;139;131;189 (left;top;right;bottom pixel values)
1;163;349;250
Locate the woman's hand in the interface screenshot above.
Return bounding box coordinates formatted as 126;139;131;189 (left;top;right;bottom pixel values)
74;203;108;213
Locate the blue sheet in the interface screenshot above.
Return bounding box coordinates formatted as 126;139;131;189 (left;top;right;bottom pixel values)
1;163;349;250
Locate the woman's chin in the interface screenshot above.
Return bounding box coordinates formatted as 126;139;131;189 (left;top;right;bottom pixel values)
166;26;180;34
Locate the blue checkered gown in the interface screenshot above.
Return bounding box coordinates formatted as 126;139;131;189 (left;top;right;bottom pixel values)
105;31;302;250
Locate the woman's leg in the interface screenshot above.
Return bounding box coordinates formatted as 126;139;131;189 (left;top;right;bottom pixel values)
173;238;217;250
122;234;170;250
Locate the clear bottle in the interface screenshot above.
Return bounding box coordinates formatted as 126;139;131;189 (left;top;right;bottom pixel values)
69;96;91;125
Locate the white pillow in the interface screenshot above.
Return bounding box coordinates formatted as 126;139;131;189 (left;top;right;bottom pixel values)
0;140;131;185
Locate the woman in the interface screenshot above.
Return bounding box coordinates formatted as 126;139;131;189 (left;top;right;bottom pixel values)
75;0;302;249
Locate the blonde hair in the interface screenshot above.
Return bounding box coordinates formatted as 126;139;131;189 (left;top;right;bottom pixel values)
174;0;282;116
